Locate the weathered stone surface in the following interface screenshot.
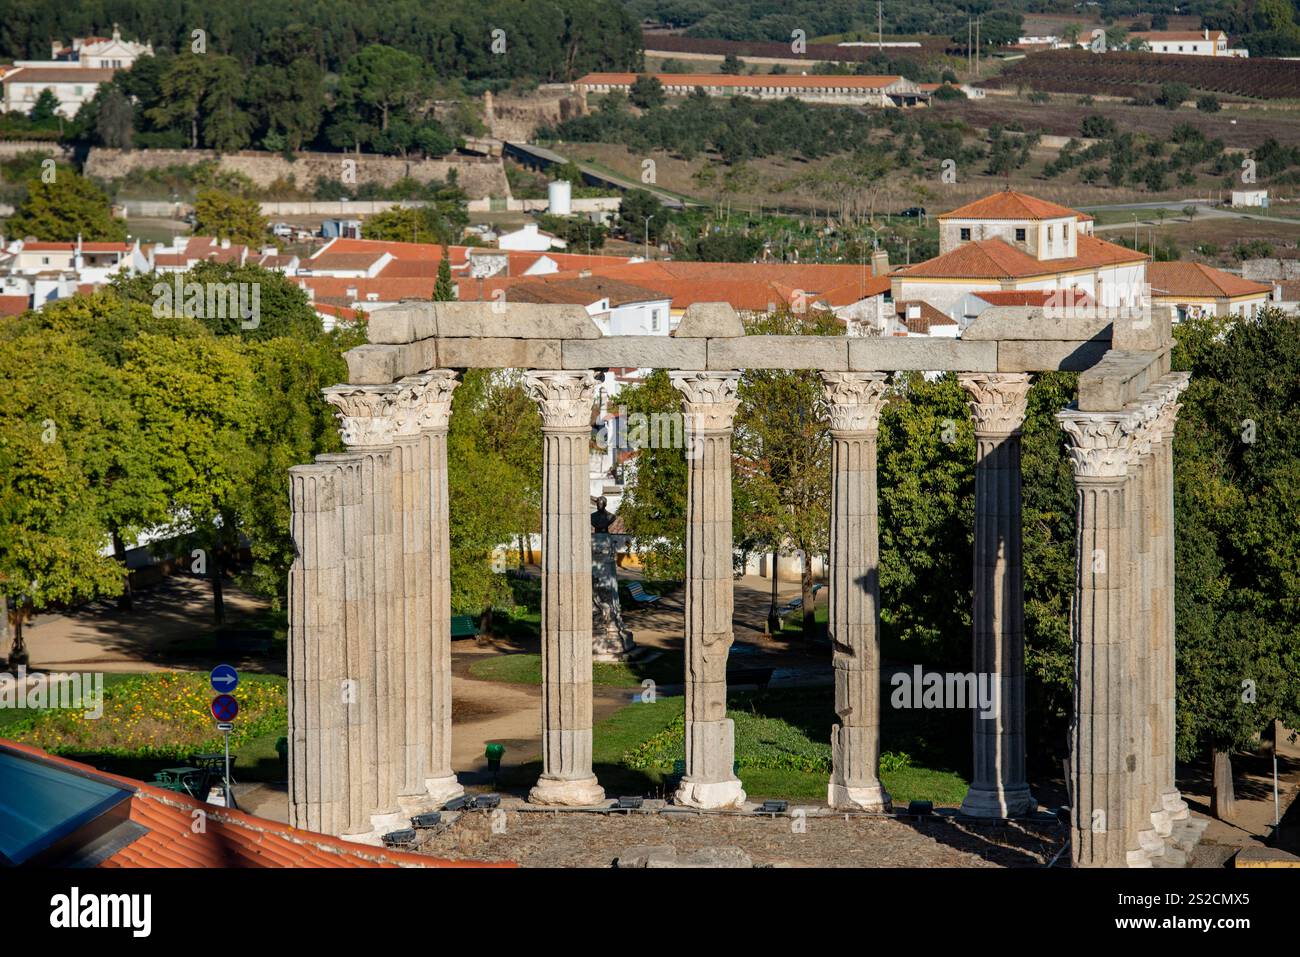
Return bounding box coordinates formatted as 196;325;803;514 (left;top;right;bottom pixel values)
437;337;560;369
709;335;848;370
615;845;754;868
997;339;1110;372
671;302;745;338
369;301;600;344
1078;351;1164;412
961;306;1112;342
344;341;437;385
1111;305;1174;354
561;336;706;370
848;337;997;372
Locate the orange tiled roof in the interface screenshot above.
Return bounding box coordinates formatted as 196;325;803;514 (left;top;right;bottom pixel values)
2;67;116;85
899;235;1146;280
577;72;905;90
939;190;1093;222
894;300;956;334
1;739;511;869
0;294;30;316
1147;261;1271;299
973;289;1094;307
22;241;131;252
1131;31;1225;41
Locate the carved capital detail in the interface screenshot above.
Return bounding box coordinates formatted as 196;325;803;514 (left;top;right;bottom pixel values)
957;373;1033;435
1150;372;1190;442
1057;407;1144;479
671;371;740;432
322;384;401;448
524;370;598;429
821;371;890;434
393;370;460;436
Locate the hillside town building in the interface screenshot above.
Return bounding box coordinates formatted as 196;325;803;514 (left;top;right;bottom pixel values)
575;73;930;107
1;25;151;117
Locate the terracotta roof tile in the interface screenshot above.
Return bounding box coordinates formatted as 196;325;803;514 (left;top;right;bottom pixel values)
900;235;1145;280
1147;261;1271;298
0;739;512;869
577;72;905;90
938;190;1091;222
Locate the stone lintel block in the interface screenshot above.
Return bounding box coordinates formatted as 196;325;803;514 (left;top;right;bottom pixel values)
562;336;707;369
708;335;848;370
369;301;601;344
849;337;997;372
961;306;1112;343
1078;350;1166;412
437;338;561;369
672;302;746;338
344;340;437;384
1112;305;1174;353
997;339;1110;372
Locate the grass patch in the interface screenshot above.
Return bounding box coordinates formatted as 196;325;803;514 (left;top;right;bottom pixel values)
497;687;969;805
469;651;685;688
4;671;288;782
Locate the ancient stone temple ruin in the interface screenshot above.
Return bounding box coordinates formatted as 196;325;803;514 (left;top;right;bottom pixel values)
288;299;1201;867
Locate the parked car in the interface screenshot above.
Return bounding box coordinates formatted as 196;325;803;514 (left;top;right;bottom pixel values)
271;222;294;238
899;207;926;218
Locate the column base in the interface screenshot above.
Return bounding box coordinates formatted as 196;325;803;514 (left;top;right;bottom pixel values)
339;809;407;846
1160;788;1190;821
1138;826;1167;861
528;775;606;807
675;777;747;810
1126;847;1155;868
425;773;466;807
827;782;892;811
1150;806;1173;838
959;784;1036;819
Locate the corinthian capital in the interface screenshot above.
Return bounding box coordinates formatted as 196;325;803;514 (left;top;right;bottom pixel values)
958;373;1033;435
393;370;460;437
1150;372;1190;441
820;371;890;434
670;371;740;431
524;370;598;429
322;384;401;448
1056;407;1145;479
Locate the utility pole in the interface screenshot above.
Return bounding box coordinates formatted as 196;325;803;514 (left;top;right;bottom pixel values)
968;19;972;74
976;17;981;78
878;1;883;51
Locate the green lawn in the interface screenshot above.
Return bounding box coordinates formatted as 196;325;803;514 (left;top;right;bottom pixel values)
469;651;685;688
498;688;969;806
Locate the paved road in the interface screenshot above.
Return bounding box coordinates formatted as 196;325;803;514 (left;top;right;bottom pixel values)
505;141;691;209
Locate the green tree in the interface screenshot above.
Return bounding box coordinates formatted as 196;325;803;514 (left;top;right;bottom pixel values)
193;189;269;247
630;75;666;109
434;246;455;301
615;369;687;580
29;89;60;123
5;172;127;242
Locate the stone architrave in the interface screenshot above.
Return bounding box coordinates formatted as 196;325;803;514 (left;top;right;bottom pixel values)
957;373;1036;818
524;371;606;806
320;383;406;842
1058;405;1147;868
821;372;892;811
670;371;746;810
394;371;465;807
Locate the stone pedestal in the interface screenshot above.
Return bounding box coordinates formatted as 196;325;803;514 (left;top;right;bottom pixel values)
821;372;891;811
592;532;637;661
525;371;606;807
671;371;746;810
958;373;1036;818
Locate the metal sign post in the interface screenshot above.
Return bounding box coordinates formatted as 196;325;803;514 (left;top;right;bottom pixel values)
210;683;240;809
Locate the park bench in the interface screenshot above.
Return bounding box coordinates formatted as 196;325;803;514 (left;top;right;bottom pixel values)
626;582;660;606
450;614;480;639
775;583;824;630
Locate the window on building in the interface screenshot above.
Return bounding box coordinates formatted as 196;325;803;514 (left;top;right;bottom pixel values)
1047;225;1054;242
959;228;971;241
1015;228;1026;241
650;309;661;332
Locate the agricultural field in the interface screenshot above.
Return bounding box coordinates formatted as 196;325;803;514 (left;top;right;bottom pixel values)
987;49;1300;101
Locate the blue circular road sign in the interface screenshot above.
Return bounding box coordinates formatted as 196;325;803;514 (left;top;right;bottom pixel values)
210;664;239;693
211;694;239;722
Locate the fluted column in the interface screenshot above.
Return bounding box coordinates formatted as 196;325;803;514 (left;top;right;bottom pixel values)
958;373;1035;818
320;384;405;841
1058;406;1145;867
671;371;746;810
288;463;346;835
393;371;464;807
1153;374;1191;824
525;371;606;806
821;372;891;811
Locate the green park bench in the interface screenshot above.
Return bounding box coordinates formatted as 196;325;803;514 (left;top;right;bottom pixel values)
450;614;480;639
625;582;660;606
776;583;824;630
